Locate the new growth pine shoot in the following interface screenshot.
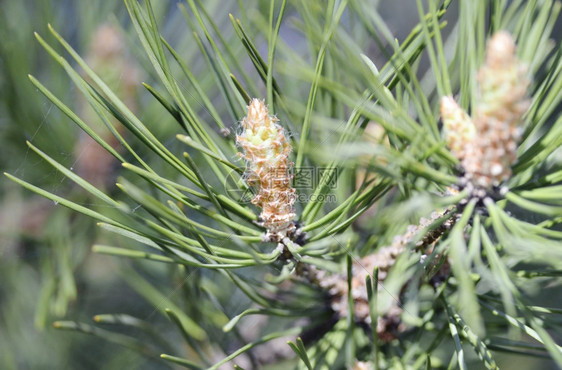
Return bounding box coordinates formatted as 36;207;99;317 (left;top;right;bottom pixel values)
441;31;530;192
236;99;297;247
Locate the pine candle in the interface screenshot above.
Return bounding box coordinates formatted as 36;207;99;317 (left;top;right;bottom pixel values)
442;31;530;191
440;96;475;162
236;99;296;243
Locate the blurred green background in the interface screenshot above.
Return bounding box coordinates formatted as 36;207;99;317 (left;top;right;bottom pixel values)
0;1;216;368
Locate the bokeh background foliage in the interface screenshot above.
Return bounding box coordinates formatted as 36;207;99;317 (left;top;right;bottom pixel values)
1;0;561;369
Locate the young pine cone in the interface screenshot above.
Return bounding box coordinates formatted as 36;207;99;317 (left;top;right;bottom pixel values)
440;96;475;161
236;99;296;242
442;31;530;190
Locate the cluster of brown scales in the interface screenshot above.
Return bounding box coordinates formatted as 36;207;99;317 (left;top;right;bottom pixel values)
236;99;297;245
441;31;530;192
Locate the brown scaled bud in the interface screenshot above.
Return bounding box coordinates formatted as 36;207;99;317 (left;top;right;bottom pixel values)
236;99;296;240
441;96;475;161
441;31;530;190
